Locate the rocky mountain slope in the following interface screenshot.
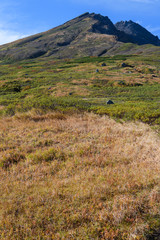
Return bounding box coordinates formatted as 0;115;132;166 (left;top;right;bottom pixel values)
0;12;160;60
115;20;160;46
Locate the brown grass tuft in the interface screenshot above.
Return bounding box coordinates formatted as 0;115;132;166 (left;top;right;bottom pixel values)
0;150;26;169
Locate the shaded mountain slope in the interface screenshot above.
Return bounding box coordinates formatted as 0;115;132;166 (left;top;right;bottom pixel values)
115;20;160;46
0;12;160;60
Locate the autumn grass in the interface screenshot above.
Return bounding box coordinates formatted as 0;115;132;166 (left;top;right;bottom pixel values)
0;112;159;239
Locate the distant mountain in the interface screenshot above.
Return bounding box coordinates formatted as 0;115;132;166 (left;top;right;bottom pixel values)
115;20;160;46
0;12;160;60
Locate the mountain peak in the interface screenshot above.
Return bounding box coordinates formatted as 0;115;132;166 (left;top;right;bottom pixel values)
115;20;160;46
77;12;90;18
0;13;160;60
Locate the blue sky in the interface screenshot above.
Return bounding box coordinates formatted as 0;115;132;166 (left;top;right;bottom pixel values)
0;0;160;45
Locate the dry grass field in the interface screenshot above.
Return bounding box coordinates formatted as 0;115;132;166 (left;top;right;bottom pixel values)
0;111;159;239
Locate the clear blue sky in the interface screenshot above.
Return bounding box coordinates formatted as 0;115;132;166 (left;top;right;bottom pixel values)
0;0;160;45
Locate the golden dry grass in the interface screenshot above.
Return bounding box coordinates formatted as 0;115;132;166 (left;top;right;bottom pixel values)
0;112;159;239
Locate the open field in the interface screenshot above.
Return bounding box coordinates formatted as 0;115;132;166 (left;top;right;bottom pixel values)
0;112;160;239
0;55;160;239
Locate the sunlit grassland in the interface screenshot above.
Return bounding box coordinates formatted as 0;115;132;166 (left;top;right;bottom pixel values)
0;55;160;239
0;112;160;239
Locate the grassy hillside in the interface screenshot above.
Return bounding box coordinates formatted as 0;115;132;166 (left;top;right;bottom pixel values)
0;55;160;239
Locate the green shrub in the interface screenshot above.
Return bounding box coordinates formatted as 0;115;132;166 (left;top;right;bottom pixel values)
4;104;16;116
28;148;66;164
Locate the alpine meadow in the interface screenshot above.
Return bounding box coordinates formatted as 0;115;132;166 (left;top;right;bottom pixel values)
0;12;160;240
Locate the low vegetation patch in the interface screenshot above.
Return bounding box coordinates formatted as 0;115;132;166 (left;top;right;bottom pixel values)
0;55;159;124
0;150;26;169
28;147;66;164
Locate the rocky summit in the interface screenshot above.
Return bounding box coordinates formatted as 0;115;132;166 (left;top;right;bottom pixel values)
115;20;160;46
0;12;160;60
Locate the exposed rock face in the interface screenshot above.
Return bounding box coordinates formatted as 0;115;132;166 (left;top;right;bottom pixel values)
88;13;132;43
0;13;159;60
115;20;160;46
